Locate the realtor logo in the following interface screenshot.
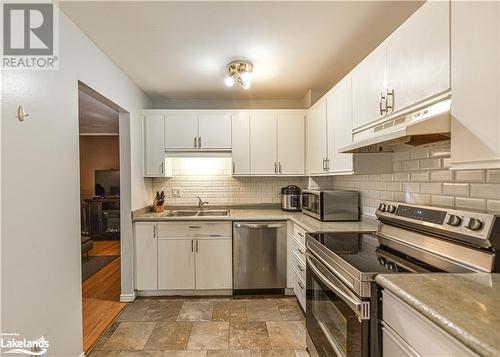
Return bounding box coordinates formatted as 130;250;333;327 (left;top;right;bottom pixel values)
2;1;58;69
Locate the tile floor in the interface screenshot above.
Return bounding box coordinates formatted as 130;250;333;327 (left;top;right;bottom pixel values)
89;296;310;357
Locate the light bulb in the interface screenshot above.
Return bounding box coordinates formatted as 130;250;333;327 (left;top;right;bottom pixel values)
224;76;235;87
240;71;251;83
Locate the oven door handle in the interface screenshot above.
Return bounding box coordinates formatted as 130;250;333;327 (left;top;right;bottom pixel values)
306;252;370;320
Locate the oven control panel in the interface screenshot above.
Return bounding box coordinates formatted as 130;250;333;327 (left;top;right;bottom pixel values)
376;201;498;247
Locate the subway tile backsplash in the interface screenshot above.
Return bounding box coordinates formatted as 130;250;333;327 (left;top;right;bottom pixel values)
312;142;500;217
152;157;307;206
152;142;500;217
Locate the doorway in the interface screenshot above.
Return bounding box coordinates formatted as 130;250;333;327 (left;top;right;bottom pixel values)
78;83;127;353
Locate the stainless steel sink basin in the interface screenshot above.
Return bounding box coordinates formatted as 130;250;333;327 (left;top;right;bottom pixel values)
196;210;229;216
164;210;199;217
163;209;230;217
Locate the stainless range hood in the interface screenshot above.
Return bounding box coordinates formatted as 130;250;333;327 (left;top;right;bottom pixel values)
340;95;451;153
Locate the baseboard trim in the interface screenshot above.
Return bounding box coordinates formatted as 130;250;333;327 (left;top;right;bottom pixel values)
137;289;233;297
120;291;137;302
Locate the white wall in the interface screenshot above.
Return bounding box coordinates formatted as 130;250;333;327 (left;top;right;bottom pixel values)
1;11;151;357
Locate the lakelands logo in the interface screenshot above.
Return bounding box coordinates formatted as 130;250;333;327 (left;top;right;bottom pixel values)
2;1;59;70
1;333;49;356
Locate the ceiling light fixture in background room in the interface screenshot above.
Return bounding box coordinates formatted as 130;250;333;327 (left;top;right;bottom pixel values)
224;60;253;89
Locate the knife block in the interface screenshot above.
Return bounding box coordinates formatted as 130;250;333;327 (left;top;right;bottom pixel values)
152;198;165;213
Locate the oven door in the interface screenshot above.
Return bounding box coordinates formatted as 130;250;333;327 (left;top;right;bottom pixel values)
302;191;321;219
306;252;370;357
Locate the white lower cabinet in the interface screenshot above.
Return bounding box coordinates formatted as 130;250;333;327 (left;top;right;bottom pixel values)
195;239;233;290
158;239;196;290
287;222;307;311
134;222;158;290
135;221;233;292
382;291;478;357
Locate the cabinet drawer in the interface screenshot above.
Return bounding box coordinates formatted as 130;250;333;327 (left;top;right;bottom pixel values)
292;223;307;245
291;251;306;282
292;266;306;311
382;291;477;357
292;237;306;265
157;221;232;237
382;325;419;357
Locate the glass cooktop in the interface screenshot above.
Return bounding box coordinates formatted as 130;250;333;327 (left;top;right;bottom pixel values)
307;232;441;274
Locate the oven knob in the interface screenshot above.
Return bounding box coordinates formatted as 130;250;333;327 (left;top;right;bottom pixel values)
385;262;397;271
387;205;396;214
466;217;483;231
378;204;387;212
378;257;386;266
446;215;462;227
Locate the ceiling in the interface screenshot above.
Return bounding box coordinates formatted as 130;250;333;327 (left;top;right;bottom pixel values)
79;90;119;134
60;1;423;102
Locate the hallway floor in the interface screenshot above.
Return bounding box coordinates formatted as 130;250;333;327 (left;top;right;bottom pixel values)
83;240;126;353
88;296;309;357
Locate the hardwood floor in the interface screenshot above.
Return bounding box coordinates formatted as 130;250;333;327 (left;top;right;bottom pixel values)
83;240;126;353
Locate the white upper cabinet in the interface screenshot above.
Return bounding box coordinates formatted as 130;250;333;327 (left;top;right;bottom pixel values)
250;112;278;175
277;113;305;175
143;114;172;177
164;113;198;150
307;101;328;175
450;0;500;169
198;113;232;149
352;45;387;130
231;112;250;175
327;76;354;174
351;1;450;130
386;1;450;113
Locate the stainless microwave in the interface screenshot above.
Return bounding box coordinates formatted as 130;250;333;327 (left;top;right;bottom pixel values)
301;189;359;221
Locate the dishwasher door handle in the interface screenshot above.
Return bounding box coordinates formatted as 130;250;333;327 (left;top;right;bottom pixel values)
235;223;284;229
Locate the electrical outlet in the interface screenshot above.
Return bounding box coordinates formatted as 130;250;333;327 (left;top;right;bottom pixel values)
171;189;181;198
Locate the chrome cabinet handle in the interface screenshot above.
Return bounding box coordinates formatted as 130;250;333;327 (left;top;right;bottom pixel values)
153;225;157;238
198;136;202;148
379;92;387;115
274;162;278;174
297;232;304;237
194;137;197;148
232;162;236;174
297;264;304;272
188;225;201;229
297;248;305;254
196;240;199;252
191;240;194;252
298;281;304;289
278;162;282;174
160;162;164;174
325;158;329;172
322;158;325;171
386;89;394;114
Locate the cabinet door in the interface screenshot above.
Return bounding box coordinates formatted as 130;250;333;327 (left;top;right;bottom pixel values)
198;113;232;149
277;113;305;175
143;114;166;177
387;1;450;113
327;76;354;174
164;114;198;150
307;101;327;175
158;239;195;290
231;112;250;175
250;112;277;175
352;45;387;129
195;239;232;290
450;1;500;169
134;222;157;290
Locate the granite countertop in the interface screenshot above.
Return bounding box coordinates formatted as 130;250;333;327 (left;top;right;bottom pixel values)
376;273;500;357
133;207;378;233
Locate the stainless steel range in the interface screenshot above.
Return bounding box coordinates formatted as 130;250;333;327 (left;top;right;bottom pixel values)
305;202;500;357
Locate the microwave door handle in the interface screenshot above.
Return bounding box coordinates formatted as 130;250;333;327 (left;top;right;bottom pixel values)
307;253;369;320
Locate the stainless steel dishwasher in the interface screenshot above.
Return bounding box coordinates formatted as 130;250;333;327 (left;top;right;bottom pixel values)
233;221;286;293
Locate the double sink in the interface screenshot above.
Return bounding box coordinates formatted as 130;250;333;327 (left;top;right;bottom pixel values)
163;209;230;217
